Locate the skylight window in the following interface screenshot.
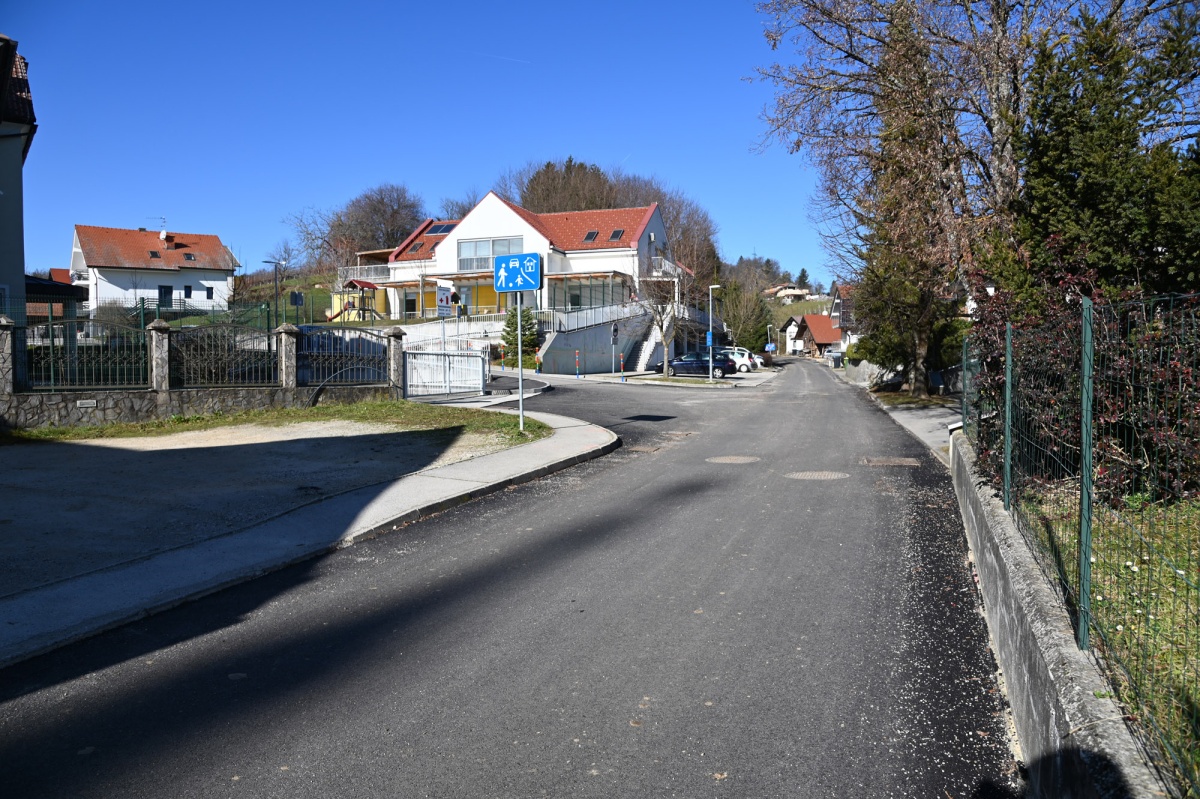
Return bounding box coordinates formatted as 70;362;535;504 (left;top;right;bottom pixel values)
608;229;624;241
149;250;161;258
584;230;599;242
427;223;458;235
183;253;196;261
408;242;424;254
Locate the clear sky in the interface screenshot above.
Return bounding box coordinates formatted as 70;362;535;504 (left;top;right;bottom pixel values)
8;0;830;288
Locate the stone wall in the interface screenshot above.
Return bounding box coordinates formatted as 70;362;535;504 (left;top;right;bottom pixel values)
0;317;405;430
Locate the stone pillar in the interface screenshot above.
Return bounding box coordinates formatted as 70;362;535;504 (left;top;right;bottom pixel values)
0;315;15;396
277;324;300;390
147;319;171;393
387;326;406;398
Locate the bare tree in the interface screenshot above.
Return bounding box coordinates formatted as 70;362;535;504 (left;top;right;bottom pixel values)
286;183;426;276
438;187;483;220
633;247;696;370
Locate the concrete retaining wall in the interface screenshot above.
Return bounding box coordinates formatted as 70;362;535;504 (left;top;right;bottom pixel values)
950;432;1170;798
539;317;650;375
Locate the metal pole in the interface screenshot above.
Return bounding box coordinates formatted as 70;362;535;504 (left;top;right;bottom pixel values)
273;263;279;330
1078;297;1095;650
1004;322;1013;511
517;292;525;432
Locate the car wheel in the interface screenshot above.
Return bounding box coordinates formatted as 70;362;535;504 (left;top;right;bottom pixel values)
739;364;749;372
713;367;725;379
667;366;676;376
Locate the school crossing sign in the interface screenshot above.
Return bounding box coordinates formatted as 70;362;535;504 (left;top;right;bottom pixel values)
494;253;542;292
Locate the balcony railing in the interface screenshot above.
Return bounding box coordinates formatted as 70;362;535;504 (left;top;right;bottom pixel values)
335;264;392;290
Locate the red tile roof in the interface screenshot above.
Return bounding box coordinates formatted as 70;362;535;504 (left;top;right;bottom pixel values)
389;199;659;264
390;219;460;263
49;268;72;284
1;45;35;127
75;225;238;272
800;313;839;345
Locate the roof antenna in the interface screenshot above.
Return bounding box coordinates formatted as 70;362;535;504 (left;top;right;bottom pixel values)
146;216;167;238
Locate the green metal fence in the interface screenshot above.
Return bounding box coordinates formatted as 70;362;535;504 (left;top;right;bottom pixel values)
964;294;1200;795
18;322;148;391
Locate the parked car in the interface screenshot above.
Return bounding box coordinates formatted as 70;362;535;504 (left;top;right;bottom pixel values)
716;347;757;372
752;354;766;369
654;351;738;378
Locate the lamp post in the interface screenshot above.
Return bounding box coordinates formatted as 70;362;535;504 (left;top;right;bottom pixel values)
261;260;286;329
708;284;720;382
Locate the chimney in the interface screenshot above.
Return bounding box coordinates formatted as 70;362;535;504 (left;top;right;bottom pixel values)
160;229;176;249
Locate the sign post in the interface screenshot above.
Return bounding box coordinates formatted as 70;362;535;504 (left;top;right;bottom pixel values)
611;322;618;374
494;253;543;432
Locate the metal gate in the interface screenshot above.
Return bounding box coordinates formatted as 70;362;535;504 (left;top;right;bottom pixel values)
403;350;489;398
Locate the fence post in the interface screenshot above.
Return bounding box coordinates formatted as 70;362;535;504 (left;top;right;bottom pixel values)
1078;297;1095;650
386;327;406;398
1004;323;1013;511
0;315;14;396
147;319;171;393
961;335;968;429
277;324;300;391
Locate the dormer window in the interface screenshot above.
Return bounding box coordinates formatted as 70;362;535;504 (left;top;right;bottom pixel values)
149;250;161;258
408;242;424;254
609;229;624;241
583;230;599;242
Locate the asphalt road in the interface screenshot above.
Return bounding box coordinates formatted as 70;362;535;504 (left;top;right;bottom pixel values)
0;360;1021;798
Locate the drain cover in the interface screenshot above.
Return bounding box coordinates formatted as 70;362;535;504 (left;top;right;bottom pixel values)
785;471;850;480
862;456;921;467
706;455;761;464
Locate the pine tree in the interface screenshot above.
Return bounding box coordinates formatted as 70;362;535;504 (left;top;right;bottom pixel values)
501;305;539;367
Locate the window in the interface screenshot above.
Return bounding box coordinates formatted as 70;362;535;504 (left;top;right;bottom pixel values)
458;236;522;272
428;223;457;235
608;229;624;241
183;253;196;261
157;285;173;307
149;250;161;258
206;286;214;300
583;230;599;242
408;242;423;254
183;285;193;299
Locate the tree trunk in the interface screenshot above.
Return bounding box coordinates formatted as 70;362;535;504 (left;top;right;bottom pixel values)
910;328;930;399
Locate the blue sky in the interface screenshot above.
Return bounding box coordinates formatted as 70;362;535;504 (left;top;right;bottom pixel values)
9;0;830;288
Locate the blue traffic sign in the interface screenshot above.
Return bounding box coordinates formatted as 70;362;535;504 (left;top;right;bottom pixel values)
494;252;542;292
706;331;713;347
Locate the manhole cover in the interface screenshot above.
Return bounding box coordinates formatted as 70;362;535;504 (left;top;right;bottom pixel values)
862;456;921;467
706;455;761;464
785;471;850;480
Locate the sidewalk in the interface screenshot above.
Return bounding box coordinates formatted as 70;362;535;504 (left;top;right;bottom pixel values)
0;410;618;668
830;366;961;465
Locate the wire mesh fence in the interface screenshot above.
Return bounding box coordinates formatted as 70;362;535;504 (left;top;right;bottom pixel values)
964;293;1200;795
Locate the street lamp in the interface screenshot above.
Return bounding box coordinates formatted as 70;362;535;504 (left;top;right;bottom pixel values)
708;284;721;382
261;260;286;329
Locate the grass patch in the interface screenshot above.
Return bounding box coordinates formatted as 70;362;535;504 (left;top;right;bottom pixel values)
630;375;732;387
1016;488;1200;793
871;391;958;410
0;400;550;446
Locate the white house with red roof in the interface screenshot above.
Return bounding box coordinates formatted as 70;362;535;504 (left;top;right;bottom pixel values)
337;192;673;320
69;225;239;314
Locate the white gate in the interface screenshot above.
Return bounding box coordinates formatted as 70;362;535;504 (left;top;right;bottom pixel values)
403;350;490;398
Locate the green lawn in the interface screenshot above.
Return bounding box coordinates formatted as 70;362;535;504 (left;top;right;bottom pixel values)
1;399;550;446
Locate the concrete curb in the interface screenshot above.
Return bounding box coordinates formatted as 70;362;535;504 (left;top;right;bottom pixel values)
0;411;619;669
950;432;1171;798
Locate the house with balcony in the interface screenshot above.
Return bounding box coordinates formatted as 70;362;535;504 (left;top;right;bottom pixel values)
69;225;239;317
829;281;858;352
333;191;710;373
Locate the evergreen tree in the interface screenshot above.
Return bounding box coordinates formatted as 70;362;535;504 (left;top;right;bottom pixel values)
501;305;539;367
852;2;963;397
1020;12;1200;294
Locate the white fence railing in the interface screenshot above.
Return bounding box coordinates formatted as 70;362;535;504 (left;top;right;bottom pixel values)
403;350;490;397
